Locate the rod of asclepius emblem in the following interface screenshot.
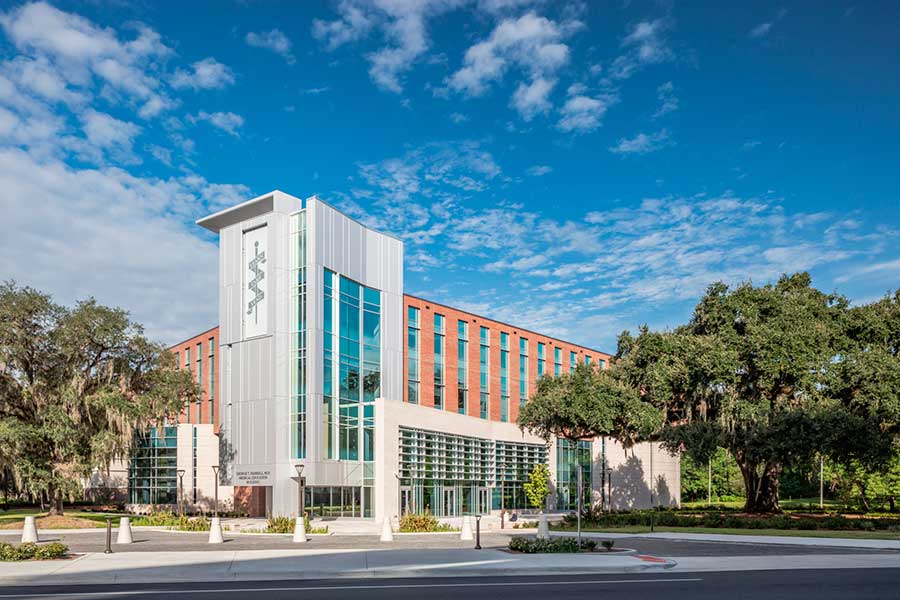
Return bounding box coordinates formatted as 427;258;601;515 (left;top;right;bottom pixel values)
247;240;266;324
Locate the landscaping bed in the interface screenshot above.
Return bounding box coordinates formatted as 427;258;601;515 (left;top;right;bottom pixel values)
0;542;69;561
0;515;103;530
508;536;627;554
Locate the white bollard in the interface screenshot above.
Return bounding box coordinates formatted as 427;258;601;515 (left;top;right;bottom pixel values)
116;517;133;544
537;512;550;540
292;516;308;543
460;515;474;541
208;517;224;544
21;516;39;544
380;517;394;542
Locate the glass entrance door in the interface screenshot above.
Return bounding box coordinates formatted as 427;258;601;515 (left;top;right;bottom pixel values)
400;486;411;516
477;487;489;514
443;488;456;516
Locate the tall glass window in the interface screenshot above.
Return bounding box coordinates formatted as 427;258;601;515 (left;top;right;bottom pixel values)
208;339;215;426
500;332;509;422
323;269;336;459
290;211;308;458
598;358;606;369
554;347;562;376
324;269;380;462
433;314;445;410
196;342;202;423
537;342;545;379
457;320;468;414
479;326;489;419
556;439;592;511
128;426;177;505
518;337;528;407
570;351;576;374
407;306;420;404
586;355;592;366
184;347;191;423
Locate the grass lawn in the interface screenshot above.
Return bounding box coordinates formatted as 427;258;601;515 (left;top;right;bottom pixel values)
557;525;900;540
0;508;128;529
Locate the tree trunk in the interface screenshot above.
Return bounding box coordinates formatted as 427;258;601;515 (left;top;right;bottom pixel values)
47;484;64;516
736;457;782;513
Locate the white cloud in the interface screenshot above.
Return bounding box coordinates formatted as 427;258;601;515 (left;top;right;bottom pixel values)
608;19;672;80
0;2;175;118
653;80;678;118
245;29;295;64
558;85;616;133
609;129;672;154
749;22;772;38
447;11;575;118
303;86;331;95
526;164;552;176
191;111;244;136
511;76;556;120
311;0;375;50
171;58;235;90
449;112;469;124
741;139;762;150
80;109;141;160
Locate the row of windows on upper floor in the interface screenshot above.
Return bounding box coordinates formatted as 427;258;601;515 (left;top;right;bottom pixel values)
172;337;216;425
406;305;606;420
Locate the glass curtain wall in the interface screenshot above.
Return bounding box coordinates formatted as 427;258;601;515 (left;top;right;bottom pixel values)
128;426;178;505
290;211;308;458
323;269;381;465
556;439;593;511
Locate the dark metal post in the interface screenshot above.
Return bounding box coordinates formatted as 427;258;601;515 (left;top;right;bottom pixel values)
649;444;655;533
475;514;482;550
104;517;113;554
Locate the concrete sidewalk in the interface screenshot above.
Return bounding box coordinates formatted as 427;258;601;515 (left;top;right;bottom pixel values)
0;548;675;586
554;530;900;550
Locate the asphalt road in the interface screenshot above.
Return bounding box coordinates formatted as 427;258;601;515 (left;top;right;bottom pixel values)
2;570;900;599
1;530;896;556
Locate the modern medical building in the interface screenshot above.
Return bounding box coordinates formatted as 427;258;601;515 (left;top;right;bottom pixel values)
117;191;679;519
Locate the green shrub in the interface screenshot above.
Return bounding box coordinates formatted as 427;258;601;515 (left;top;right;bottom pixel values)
508;536;596;553
397;512;456;533
266;516;294;533
601;539;615;552
0;541;68;561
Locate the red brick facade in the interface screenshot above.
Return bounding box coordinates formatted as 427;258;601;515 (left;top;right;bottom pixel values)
169;326;219;432
403;295;612;423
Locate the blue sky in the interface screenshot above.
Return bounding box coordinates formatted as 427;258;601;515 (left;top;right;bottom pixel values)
1;1;898;351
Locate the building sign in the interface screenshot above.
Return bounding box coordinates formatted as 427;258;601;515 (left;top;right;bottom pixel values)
242;225;268;338
233;465;275;486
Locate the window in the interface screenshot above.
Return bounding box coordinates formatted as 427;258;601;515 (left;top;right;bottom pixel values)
570;351;576;374
174;352;179;370
322;272;382;463
518;337;528;406
479;327;489;419
128;426;177;505
585;355;592;366
598;358;606;369
457;321;468;414
208;338;215;426
196;342;202;423
184;347;191;423
407;306;420;405
537;342;545;378
554;347;562;377
500;332;509;422
556;439;592;511
434;314;445;410
291;211;308;458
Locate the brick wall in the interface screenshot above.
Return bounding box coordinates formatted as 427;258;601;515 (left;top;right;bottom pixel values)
169;326;219;431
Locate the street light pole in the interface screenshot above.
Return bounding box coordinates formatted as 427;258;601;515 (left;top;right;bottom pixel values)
177;469;186;517
294;464;305;520
211;465;220;518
